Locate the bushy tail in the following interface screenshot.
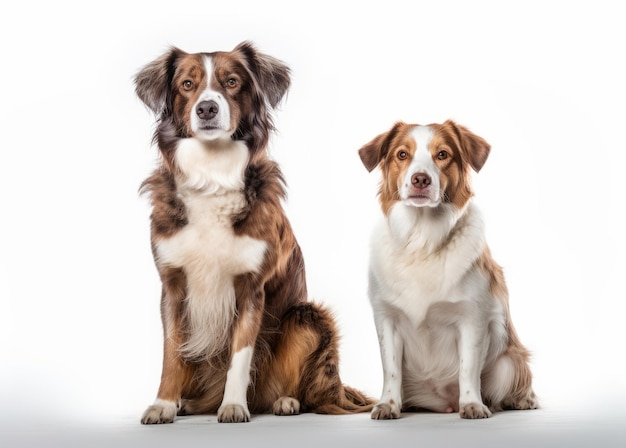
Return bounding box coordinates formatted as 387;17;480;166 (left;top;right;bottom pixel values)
313;385;375;415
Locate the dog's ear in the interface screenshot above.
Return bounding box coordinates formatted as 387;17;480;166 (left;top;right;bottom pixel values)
134;47;185;114
445;120;491;173
358;122;406;172
234;41;291;108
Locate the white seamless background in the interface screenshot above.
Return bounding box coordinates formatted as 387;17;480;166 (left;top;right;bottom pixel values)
0;0;624;433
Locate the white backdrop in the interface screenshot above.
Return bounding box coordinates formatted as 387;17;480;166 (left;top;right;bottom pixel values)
1;0;624;424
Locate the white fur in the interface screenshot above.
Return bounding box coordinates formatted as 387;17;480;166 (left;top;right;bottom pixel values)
174;137;248;194
218;346;254;421
156;138;267;360
189;56;233;140
373;203;488;322
400;126;441;207
368;200;508;418
140;399;178;424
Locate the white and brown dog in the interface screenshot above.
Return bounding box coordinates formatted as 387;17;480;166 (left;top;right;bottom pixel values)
358;120;538;419
135;41;373;424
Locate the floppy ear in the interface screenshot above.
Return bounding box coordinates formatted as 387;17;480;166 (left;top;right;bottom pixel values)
134;47;185;114
445;120;491;172
234;41;291;108
358;122;406;172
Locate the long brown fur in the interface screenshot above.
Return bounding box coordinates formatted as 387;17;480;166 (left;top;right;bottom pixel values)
136;42;373;424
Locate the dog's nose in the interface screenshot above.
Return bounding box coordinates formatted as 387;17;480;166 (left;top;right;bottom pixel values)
411;172;431;188
196;100;219;120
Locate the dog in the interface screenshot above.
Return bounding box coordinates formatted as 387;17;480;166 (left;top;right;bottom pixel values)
358;120;538;419
134;41;374;424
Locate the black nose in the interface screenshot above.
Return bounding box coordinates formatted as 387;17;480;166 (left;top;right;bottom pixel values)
411;172;431;188
196;100;219;120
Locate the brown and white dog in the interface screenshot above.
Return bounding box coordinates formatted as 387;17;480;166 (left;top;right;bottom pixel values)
135;41;373;424
358;120;538;419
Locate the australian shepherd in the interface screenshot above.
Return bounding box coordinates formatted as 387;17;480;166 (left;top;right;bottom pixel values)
134;41;373;424
358;120;538;419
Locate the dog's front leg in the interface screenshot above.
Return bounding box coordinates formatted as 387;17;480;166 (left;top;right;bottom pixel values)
457;320;492;419
142;282;193;424
217;279;264;423
371;312;403;420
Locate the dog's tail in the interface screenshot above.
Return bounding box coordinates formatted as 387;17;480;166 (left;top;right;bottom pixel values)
312;384;376;415
285;303;376;414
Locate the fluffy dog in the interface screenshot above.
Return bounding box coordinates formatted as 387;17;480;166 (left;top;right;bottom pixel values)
358;120;538;419
135;41;373;424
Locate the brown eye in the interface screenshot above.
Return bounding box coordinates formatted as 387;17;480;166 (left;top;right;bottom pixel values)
397;150;408;160
182;80;193;90
437;150;448;160
226;78;238;88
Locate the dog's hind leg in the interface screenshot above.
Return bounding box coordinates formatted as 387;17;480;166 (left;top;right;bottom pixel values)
482;351;538;412
252;305;322;415
483;354;539;411
288;303;374;414
253;302;375;415
255;302;374;415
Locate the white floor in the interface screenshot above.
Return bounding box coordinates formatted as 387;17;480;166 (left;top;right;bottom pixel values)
3;401;624;448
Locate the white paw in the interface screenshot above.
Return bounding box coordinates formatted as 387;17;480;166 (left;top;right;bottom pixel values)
371;400;401;420
141;399;178;424
218;403;250;423
459;402;492;419
273;396;300;415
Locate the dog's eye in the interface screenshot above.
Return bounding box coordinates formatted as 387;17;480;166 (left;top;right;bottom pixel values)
437;150;448;160
182;80;194;90
226;78;238;88
397;150;408;160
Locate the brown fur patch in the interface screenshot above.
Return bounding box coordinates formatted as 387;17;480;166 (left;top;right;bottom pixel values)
140;169;188;238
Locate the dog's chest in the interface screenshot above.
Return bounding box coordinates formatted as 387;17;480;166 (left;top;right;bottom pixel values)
157;191;267;359
156;191;267;277
370;203;487;326
155;139;267;276
153;139;267;358
373;239;469;328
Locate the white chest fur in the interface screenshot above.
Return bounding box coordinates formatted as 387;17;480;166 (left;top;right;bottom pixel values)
155;138;267;360
369;202;488;325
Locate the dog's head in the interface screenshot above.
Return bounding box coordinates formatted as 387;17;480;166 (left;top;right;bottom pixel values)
358;120;490;215
135;41;290;156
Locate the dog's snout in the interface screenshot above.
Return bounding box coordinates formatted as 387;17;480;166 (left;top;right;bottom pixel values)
196;100;219;120
411;172;431;189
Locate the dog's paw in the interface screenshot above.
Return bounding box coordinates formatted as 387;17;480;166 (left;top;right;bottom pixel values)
505;391;540;410
217;404;251;423
519;393;540;410
141;399;178;424
459;402;492;419
273;396;300;416
371;401;401;420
